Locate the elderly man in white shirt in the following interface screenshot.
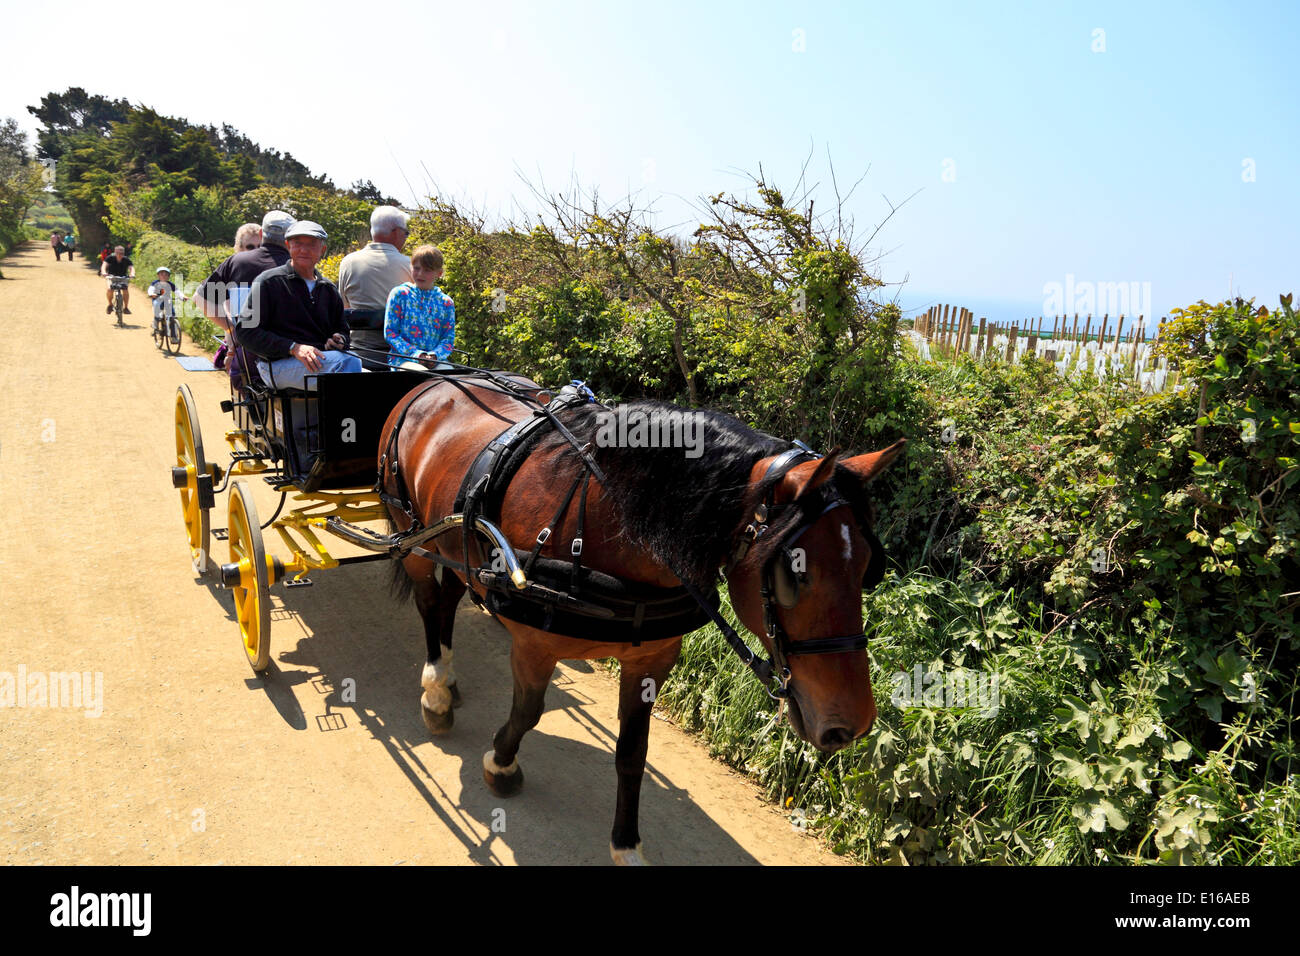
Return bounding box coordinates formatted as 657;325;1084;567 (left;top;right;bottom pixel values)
337;205;413;369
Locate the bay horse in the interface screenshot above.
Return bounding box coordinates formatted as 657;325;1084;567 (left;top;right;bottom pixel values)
378;372;905;864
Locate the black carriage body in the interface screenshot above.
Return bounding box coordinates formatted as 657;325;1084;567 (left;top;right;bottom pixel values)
228;371;429;491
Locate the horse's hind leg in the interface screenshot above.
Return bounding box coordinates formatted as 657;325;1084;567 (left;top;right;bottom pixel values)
610;642;682;866
483;638;555;798
414;562;466;735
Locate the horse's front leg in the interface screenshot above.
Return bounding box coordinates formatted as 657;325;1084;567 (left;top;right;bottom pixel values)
610;641;682;866
483;635;555;797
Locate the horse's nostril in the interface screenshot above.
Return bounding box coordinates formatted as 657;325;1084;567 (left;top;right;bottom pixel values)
820;726;853;750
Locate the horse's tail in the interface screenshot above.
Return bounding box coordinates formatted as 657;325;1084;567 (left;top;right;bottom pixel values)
387;517;416;603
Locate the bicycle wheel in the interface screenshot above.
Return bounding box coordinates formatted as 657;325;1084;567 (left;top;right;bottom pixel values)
167;316;182;354
115;291;124;326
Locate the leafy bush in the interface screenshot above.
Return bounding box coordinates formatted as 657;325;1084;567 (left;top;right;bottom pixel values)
659;295;1298;865
236;185;371;255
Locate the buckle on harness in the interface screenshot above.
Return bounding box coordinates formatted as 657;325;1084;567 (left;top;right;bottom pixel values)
571;537;583;557
536;528;551;545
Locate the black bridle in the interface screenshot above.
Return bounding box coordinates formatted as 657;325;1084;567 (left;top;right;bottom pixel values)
677;443;875;700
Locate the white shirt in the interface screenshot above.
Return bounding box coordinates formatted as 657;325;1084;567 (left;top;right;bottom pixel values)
337;241;413;311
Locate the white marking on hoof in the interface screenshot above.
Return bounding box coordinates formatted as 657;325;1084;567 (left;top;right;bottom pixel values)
421;648;456;712
610;842;648;866
483;751;519;777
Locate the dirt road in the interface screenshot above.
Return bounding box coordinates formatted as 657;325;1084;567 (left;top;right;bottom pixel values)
0;241;844;865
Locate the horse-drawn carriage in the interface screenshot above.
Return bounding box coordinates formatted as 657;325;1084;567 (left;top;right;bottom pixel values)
171;354;905;863
174;367;424;670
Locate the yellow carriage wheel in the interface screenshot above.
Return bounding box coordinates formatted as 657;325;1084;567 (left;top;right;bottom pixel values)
175;384;211;573
228;481;272;673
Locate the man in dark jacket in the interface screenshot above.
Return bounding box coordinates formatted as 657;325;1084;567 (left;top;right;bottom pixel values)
236;220;362;390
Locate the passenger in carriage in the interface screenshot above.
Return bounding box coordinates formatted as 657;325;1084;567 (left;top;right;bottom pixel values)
235;220;360;473
235;219;362;390
338;205;412;369
195;210;294;388
383;244;455;369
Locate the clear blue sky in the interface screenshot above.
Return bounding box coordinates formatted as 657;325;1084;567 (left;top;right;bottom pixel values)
6;0;1297;326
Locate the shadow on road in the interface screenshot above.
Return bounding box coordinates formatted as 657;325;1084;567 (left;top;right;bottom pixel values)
193;557;769;865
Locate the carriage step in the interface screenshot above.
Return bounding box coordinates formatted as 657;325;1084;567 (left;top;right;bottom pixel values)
284;577;313;588
213;528;228;540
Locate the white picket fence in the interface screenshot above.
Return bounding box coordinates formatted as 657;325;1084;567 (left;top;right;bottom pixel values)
908;305;1185;394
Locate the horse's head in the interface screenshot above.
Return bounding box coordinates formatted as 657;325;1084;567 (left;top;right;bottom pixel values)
725;439;906;752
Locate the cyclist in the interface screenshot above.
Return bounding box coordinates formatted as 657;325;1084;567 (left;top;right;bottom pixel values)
148;266;176;332
100;246;135;314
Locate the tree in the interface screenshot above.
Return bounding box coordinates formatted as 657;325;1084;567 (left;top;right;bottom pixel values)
349;179;399;206
0;118;46;266
237;185;372;252
27;87;130;160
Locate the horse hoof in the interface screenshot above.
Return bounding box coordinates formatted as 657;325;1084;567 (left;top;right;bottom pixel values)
482;751;524;797
449;682;463;708
610;842;649;866
421;698;454;735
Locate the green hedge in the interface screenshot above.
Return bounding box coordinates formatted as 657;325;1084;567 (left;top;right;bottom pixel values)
0;224;29;274
657;297;1299;865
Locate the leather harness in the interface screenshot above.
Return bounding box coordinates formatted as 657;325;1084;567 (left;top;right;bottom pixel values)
377;374;876;698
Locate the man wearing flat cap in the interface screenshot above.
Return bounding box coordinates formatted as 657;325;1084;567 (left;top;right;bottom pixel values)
196;209;296;388
236;220;362;389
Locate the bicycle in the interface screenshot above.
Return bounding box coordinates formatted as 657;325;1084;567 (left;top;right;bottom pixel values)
152;295;183;355
109;276;130;327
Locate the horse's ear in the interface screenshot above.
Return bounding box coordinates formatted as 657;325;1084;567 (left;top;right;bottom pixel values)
838;439;906;486
793;448;842;496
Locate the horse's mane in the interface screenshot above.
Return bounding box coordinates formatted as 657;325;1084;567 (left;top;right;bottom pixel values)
532;400;789;587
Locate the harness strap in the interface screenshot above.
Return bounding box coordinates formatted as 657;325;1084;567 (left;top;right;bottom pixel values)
525;471;584;576
378;378;446;521
674;576;777;692
571;471;589;593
